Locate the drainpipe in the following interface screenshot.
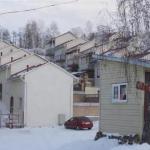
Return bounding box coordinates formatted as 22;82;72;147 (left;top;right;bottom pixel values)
24;79;27;127
98;63;101;132
70;81;73;118
11;57;13;62
0;52;2;65
26;65;29;72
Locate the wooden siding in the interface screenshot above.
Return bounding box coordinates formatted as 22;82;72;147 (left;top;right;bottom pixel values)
100;60;145;136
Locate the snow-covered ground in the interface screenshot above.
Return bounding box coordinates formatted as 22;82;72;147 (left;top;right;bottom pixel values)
0;122;149;150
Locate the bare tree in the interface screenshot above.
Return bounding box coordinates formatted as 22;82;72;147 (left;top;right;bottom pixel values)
49;22;60;37
71;26;84;38
23;20;42;49
0;27;10;42
117;0;150;35
12;31;17;45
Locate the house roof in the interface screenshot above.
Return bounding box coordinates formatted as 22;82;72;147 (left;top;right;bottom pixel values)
54;31;77;39
0;40;31;55
0;53;48;72
10;63;46;78
65;43;82;54
54;40;74;49
0;54;28;70
9;61;79;82
94;54;150;69
66;40;87;54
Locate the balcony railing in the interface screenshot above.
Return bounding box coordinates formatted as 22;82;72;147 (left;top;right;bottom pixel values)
54;55;66;62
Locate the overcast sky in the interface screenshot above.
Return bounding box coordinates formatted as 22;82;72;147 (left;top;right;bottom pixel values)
0;0;117;32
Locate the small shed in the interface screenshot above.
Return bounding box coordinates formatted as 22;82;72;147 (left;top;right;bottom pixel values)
98;55;150;139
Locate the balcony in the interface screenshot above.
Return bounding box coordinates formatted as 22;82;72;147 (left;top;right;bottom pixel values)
79;54;95;71
54;54;66;62
66;56;79;66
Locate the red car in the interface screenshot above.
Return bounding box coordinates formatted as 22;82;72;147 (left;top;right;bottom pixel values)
64;116;93;130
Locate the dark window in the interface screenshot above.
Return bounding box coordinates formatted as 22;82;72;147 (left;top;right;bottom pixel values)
10;96;14;114
19;97;23;110
97;68;100;78
0;84;2;100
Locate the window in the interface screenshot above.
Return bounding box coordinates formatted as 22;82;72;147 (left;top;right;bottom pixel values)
19;97;23;110
10;96;14;114
112;83;127;103
96;68;100;78
0;84;2;100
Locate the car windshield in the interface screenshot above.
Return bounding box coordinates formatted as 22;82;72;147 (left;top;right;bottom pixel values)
78;117;90;121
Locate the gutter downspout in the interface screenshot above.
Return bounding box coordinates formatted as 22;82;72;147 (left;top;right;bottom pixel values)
98;62;101;131
70;81;73;118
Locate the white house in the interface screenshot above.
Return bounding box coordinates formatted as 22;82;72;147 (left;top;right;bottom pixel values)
65;38;86;71
52;32;77;68
0;41;76;128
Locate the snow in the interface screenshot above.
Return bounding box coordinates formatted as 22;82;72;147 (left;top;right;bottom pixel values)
0;122;149;150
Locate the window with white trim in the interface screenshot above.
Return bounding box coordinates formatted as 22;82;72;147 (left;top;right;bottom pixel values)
112;83;127;103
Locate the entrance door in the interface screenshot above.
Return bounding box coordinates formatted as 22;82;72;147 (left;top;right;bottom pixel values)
142;72;150;143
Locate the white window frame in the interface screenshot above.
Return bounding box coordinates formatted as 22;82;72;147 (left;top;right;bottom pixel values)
112;83;127;103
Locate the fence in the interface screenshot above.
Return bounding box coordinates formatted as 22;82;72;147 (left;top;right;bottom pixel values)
0;113;24;128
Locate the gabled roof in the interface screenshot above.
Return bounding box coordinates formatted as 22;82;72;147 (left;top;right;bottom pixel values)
10;63;46;78
66;39;86;54
54;31;77;39
9;61;79;82
0;40;31;55
54;40;73;49
0;54;28;71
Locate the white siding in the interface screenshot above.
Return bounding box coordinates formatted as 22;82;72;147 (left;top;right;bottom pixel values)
25;64;73;127
100;60;145;136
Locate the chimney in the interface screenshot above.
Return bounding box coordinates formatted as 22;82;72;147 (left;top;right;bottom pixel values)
11;57;13;62
27;65;29;72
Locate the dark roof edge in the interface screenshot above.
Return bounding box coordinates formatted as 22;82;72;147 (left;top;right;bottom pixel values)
93;54;150;68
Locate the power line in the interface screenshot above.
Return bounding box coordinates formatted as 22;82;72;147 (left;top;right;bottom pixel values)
0;0;78;16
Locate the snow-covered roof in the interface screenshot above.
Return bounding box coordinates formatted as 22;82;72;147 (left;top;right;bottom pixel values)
9;62;79;82
95;54;150;69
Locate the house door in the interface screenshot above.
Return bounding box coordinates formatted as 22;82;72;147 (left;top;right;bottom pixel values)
142;72;150;143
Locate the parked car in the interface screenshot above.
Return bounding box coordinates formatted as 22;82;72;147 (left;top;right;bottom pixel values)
64;116;93;130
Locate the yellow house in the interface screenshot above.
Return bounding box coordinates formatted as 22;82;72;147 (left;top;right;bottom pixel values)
98;55;150;139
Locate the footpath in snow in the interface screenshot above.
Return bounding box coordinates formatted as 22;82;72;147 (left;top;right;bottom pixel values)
0;122;149;150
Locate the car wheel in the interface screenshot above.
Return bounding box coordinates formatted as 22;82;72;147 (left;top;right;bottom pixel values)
88;128;91;130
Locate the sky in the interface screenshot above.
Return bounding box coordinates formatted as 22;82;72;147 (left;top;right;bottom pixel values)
0;0;117;33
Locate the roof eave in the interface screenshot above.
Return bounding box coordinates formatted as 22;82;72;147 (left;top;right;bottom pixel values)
94;55;150;69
